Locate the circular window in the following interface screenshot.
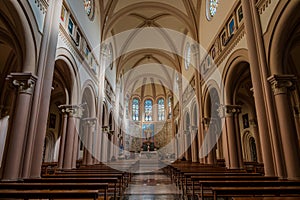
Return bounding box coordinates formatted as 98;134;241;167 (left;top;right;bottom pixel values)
184;42;191;70
84;0;94;20
206;0;219;20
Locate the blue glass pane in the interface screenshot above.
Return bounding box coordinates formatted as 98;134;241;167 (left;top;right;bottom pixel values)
144;99;153;121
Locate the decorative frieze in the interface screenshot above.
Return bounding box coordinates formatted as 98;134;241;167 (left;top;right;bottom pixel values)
268;75;296;95
6;73;37;95
256;0;272;15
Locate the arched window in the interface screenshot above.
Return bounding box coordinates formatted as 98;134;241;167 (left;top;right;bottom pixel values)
157;98;165;121
132;98;139;121
144;99;153;121
168;96;172;119
206;0;219;20
83;0;94;20
184;42;191;70
249;137;257;162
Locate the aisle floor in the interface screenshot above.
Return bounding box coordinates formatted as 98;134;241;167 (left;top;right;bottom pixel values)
122;170;181;200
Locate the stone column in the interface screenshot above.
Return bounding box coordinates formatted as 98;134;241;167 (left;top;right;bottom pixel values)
206;118;217;165
191;127;198;162
57;105;68;169
268;75;300;180
60;105;83;169
82;118;97;165
233;108;244;168
3;73;37;180
292;105;300;145
202;117;210;164
249;119;263;163
218;105;241;169
28;0;64;178
241;0;276;177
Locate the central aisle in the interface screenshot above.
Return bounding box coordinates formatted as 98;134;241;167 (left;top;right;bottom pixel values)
122;169;181;200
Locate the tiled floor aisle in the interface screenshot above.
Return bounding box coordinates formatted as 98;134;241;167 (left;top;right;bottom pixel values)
122;170;181;200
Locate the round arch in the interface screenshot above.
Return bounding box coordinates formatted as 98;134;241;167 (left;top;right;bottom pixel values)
268;0;300;74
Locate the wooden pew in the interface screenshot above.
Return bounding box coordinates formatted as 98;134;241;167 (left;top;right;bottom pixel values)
190;175;278;198
0;182;108;200
24;177;118;199
43;173;124;196
212;186;300;200
0;189;99;199
199;180;300;199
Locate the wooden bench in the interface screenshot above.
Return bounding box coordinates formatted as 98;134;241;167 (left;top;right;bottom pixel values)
0;189;99;199
198;180;300;199
0;182;108;200
190;175;278;198
212;186;300;200
24;177;118;199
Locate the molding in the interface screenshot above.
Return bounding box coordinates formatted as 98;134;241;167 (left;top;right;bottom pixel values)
256;0;272;15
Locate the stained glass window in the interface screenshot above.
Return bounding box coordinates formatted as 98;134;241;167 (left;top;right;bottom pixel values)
144;99;153;121
158;98;165;121
185;43;191;70
83;0;94;19
84;0;92;16
132;98;139;121
168;96;172;119
210;0;219;17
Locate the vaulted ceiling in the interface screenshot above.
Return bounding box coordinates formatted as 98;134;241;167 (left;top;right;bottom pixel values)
99;0;201;98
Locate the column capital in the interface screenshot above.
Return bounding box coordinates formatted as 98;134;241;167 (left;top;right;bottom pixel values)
58;105;84;118
217;105;241;118
6;73;37;94
268;74;297;95
82;117;97;127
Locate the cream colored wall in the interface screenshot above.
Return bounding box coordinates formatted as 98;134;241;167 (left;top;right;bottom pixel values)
66;0;101;61
259;0;280;34
199;0;237;50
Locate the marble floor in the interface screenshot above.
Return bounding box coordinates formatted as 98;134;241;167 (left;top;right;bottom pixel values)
122;170;181;200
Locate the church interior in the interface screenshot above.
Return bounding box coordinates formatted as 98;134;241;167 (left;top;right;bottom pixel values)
0;0;300;199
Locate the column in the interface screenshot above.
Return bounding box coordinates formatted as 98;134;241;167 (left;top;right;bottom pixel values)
292;105;300;145
233;108;244;168
60;105;83;169
28;0;63;178
57;105;68;169
71;108;83;169
83;118;97;165
268;75;300;180
218;105;241;169
3;73;37;180
241;0;276;177
191;127;198;162
249;119;263;163
208;118;217;165
202;117;210;164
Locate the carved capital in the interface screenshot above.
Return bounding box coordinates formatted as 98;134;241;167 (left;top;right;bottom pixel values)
58;105;84;118
6;73;37;94
268;74;296;95
218;105;241;118
82;117;97;127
